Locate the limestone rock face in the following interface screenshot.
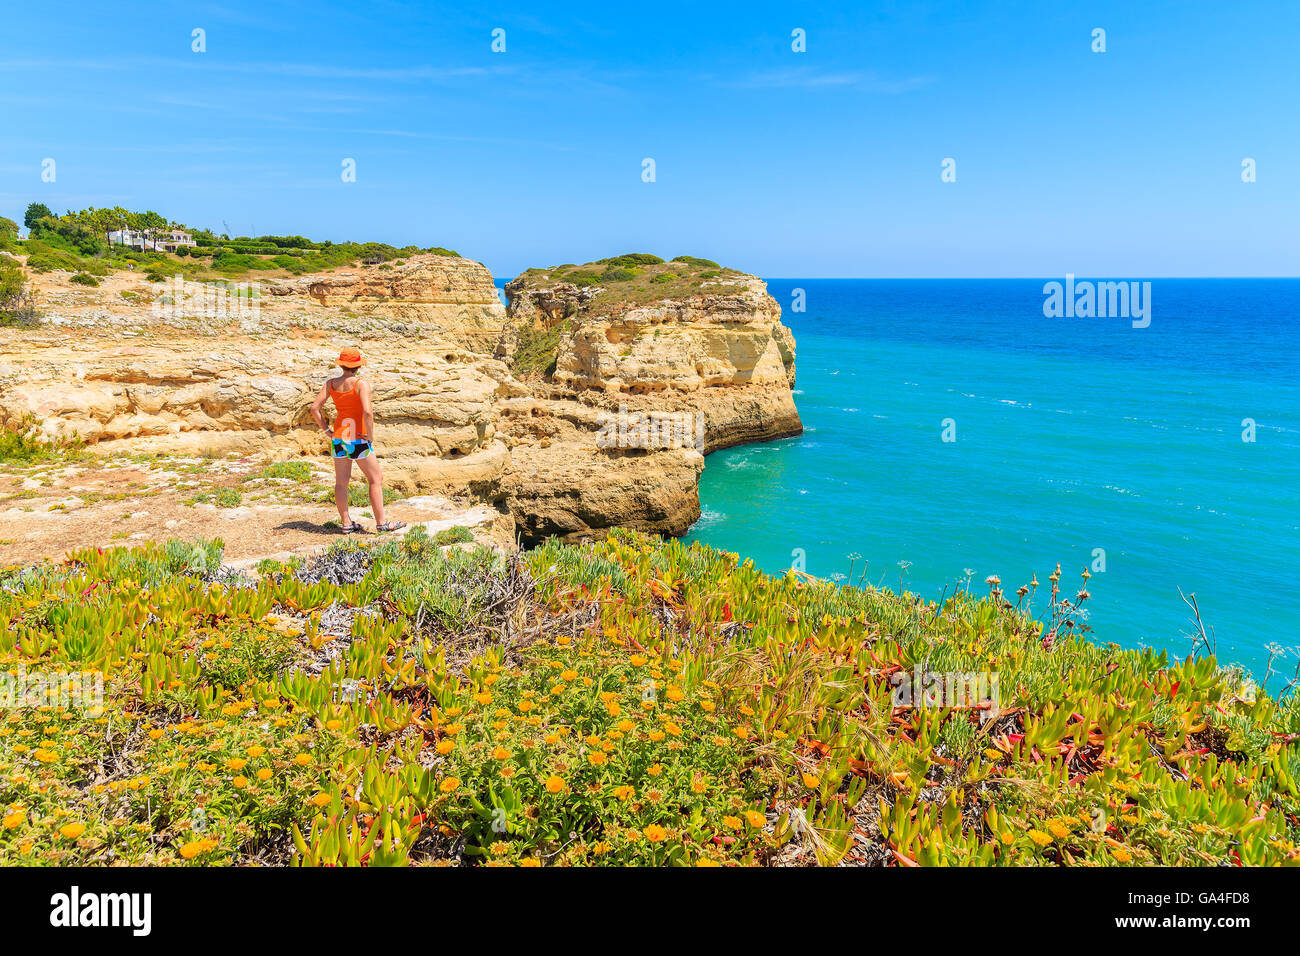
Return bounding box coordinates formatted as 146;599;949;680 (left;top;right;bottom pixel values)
549;276;796;395
1;253;801;549
294;255;506;352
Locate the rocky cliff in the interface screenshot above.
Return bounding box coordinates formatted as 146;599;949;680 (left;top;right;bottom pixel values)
0;251;800;547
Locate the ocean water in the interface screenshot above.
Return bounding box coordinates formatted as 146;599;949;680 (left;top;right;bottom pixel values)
685;279;1300;684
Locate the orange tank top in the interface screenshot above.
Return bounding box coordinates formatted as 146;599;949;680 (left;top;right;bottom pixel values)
329;378;365;440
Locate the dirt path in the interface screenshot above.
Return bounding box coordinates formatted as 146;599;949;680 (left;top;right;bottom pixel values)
0;452;511;567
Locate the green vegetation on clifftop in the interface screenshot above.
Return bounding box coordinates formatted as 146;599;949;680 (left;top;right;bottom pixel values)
0;531;1296;866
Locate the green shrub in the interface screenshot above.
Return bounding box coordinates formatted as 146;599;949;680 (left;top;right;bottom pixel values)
672;255;721;269
601;267;636;282
70;272;99;286
432;525;475;546
597;253;664;267
0;258;38;326
512;319;571;379
255;460;314;483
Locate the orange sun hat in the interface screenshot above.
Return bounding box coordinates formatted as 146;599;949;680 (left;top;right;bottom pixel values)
337;347;366;368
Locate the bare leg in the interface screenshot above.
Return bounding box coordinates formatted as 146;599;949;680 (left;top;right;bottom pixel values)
355;454;385;526
333;457;353;525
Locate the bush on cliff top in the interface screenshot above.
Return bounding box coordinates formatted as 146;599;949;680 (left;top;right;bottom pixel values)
0;530;1295;867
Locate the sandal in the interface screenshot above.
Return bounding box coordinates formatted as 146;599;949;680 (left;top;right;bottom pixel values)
376;520;406;533
340;522;363;534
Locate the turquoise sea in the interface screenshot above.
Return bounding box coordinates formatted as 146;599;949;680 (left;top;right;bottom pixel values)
684;279;1300;685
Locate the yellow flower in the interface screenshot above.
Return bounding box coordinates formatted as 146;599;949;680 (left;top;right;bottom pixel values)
700;700;716;713
520;857;542;866
59;823;86;840
561;670;578;682
2;811;24;829
644;824;667;842
492;746;512;760
311;793;331;808
743;810;766;828
232;775;249;788
436;739;455;755
148;729;165;740
648;730;665;742
617;719;634;733
178;840;213;860
647;763;663;776
1048;821;1071;840
225;757;248;771
1112;847;1133;864
324;719;343;731
256;768;273;782
612;785;634;800
294;753;313;766
666;686;685;702
545;775;566;794
440;777;461;794
473;692;492;706
722;815;743;829
1028;830;1052;846
629;655;647;666
556;635;571;647
33;749;57;763
696;857;721;867
691;776;707;794
587;752;608;766
801;772;821;789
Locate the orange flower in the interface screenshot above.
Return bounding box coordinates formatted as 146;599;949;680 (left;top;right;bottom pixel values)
59;823;86;840
644;824;667;842
744;810;766;828
440;777;461;794
587;752;608;766
545;775;566;794
612;785;634;800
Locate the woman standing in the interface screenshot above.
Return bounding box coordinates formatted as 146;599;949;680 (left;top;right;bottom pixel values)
309;347;405;533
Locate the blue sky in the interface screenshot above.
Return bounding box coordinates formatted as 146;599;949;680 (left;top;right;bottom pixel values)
2;0;1297;278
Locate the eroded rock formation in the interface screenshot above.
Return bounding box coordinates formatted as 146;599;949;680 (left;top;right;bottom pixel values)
0;252;800;546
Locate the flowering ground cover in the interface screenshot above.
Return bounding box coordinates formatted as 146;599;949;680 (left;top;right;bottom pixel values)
1;529;1297;866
